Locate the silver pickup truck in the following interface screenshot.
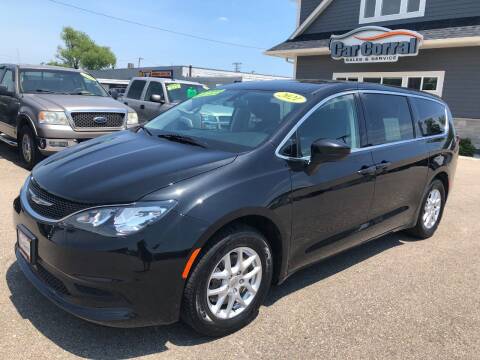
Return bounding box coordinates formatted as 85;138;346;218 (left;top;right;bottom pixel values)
0;64;138;168
120;77;206;123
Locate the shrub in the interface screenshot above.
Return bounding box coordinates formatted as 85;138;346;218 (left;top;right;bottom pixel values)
459;138;476;157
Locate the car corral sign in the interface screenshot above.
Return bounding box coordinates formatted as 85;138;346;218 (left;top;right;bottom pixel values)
329;26;423;63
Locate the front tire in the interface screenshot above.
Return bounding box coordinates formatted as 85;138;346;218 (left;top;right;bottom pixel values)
407;179;446;239
19;125;41;169
181;225;273;337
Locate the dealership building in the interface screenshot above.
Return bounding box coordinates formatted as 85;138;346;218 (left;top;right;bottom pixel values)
267;0;480;146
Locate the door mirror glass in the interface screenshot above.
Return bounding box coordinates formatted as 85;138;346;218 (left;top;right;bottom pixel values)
310;138;351;165
150;94;165;103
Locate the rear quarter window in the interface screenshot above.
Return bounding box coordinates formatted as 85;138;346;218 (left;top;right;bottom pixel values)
410;97;447;136
126;80;146;100
362;93;414;146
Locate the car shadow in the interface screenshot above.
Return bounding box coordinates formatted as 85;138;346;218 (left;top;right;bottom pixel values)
0;141;27;169
6;232;412;359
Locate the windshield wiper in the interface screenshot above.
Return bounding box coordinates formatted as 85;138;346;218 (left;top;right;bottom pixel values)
158;133;207;148
34;89;67;94
68;90;101;96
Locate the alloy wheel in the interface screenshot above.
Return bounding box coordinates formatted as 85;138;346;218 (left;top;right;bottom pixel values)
22;133;32;164
206;247;262;320
423;188;442;229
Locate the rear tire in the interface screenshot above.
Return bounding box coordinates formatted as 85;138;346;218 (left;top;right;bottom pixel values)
407;179;446;239
181;225;273;337
19;125;41;170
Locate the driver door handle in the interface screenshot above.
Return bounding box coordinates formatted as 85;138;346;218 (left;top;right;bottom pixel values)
140;105;145;109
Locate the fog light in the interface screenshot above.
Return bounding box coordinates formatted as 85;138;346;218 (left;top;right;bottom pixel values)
38;138;46;149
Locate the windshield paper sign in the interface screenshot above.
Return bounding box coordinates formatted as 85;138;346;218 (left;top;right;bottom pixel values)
329;26;423;63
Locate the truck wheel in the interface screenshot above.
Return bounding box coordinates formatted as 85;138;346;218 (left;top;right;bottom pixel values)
19;126;41;169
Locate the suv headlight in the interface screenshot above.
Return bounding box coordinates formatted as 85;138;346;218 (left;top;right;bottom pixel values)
38;111;70;125
63;200;177;237
127;112;138;125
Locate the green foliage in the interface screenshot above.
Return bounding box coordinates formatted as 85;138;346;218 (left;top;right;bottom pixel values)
459;138;476;157
51;27;116;70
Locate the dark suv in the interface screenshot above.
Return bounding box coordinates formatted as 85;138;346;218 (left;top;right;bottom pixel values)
13;80;458;336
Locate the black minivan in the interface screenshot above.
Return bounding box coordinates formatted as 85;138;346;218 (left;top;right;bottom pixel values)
13;80;458;336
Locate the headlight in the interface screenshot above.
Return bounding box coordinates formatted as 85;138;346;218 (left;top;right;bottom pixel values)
38;111;69;125
127;112;138;125
63;200;177;237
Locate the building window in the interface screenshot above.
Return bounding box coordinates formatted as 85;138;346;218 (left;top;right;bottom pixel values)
359;0;426;24
333;71;445;97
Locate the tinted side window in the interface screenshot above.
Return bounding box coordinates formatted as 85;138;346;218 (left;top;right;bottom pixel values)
362;94;414;146
297;94;360;157
126;80;146;100
0;70;15;92
145;81;164;102
410;98;446;136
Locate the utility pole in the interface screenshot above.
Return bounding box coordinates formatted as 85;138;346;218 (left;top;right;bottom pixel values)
232;62;242;72
138;57;144;68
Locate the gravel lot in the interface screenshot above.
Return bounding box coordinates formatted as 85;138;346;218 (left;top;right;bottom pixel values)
0;143;479;359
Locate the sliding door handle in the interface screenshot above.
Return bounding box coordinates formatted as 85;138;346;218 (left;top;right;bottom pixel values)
358;165;377;176
376;161;392;173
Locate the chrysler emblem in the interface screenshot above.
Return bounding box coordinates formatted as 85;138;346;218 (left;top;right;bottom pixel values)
93;116;108;125
29;189;54;207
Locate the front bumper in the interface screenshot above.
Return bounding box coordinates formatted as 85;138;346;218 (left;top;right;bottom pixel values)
13;193;209;327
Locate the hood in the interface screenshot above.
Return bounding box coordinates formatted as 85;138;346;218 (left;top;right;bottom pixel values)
32;130;236;204
24;94;131;112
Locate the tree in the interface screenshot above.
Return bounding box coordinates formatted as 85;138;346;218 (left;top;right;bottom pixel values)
49;27;116;70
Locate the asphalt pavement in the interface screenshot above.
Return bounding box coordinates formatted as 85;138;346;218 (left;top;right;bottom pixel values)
0;142;478;359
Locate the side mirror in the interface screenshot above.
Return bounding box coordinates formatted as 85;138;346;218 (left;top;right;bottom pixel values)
0;85;14;97
150;94;165;104
310;138;351;165
110;89;119;100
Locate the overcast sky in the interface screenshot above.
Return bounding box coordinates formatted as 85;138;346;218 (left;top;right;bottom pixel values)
1;0;297;76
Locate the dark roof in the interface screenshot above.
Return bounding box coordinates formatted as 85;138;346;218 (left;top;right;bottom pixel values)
268;24;480;52
221;79;336;94
220;80;443;102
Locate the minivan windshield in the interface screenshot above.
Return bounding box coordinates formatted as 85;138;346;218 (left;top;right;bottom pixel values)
20;70;108;96
145;89;309;152
166;83;207;103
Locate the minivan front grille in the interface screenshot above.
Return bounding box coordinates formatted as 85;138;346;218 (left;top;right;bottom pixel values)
35;263;70;295
70;112;125;129
27;179;91;220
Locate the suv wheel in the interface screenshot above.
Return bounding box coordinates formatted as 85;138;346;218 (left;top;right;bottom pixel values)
407;179;446;239
19;126;40;169
181;225;273;337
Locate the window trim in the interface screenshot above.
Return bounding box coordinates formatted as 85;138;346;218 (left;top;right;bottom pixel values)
275;89;449;162
333;71;445;97
359;0;426;24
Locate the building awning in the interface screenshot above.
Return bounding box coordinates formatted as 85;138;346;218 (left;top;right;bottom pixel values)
266;25;480;58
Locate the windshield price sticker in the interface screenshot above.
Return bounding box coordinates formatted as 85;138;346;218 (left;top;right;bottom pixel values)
167;83;182;91
80;73;96;81
274;92;307;104
195;89;225;98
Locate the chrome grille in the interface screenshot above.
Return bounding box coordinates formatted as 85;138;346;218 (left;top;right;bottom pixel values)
70;112;125;129
28;179;91;220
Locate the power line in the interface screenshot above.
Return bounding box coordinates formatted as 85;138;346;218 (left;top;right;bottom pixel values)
45;0;265;50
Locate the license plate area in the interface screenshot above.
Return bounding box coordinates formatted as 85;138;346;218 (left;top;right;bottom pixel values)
17;225;37;264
